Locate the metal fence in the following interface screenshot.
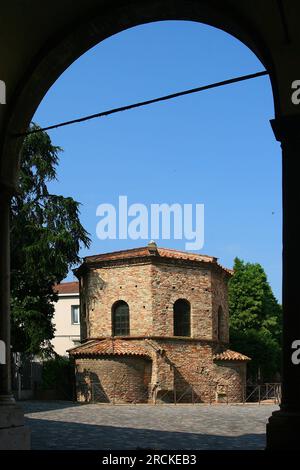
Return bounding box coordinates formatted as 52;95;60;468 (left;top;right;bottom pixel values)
243;383;281;404
12;353;43;399
11;353;74;401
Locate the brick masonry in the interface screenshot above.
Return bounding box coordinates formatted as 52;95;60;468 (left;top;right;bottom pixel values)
71;246;249;403
75;356;152;403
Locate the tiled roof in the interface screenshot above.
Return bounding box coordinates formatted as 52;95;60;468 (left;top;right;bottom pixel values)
213;349;251;362
79;246;233;277
69;338;151;357
85;246;215;264
54;281;79;294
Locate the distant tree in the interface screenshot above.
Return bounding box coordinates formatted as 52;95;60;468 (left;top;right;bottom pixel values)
10;123;90;354
228;257;282;381
41;356;73;397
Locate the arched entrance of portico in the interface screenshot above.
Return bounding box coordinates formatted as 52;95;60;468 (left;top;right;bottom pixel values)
0;0;299;450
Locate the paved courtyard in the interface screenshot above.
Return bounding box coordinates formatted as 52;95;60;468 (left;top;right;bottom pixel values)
21;401;278;450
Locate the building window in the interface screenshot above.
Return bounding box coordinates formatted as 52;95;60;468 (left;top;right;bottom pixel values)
112;301;130;336
173;299;191;337
71;305;80;324
217;306;223;341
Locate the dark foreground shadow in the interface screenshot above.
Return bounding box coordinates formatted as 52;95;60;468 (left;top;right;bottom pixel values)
25;417;265;450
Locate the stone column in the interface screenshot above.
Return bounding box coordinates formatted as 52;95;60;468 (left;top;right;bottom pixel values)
0;183;30;449
266;115;300;449
0;185;14;399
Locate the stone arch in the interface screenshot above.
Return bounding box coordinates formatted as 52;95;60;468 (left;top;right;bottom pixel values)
1;0;299;450
0;0;281;190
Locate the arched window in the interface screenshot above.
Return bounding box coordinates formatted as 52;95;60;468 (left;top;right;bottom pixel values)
217;306;223;341
112;301;130;336
173;299;191;337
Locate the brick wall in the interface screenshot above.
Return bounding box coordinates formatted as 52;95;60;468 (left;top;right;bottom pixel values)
83;262;153;338
81;258;228;341
211;270;230;343
213;361;246;402
153;338;245;403
151;262;212;338
75;355;152;403
74;255;246;404
74;338;246;404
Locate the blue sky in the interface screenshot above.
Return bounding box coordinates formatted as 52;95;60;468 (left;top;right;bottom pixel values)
33;20;282;301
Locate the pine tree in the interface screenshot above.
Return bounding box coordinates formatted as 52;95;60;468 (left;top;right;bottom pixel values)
10;123;90;354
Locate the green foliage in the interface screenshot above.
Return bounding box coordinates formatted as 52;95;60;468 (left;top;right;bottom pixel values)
41;356;73;395
11;123;90;354
230;328;281;381
229;257;282;381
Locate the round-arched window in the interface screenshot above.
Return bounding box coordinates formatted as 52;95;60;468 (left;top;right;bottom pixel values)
112;301;130;336
173;299;191;337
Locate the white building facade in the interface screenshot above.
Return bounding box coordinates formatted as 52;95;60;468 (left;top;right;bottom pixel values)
52;282;81;356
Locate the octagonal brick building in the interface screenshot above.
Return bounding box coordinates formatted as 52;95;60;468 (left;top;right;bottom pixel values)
69;242;250;403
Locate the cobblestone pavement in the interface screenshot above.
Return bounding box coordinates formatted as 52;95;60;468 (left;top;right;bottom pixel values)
21;401;278;450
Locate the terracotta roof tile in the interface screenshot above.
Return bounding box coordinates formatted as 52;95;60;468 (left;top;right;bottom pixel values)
79;246;232;277
85;246;215;263
157;247;215;262
213;349;251;362
85;247;150;262
84;245;230;267
69;338;151;357
54;281;79;294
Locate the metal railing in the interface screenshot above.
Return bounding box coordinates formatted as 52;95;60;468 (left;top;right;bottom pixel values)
77;380;281;405
243;383;281;404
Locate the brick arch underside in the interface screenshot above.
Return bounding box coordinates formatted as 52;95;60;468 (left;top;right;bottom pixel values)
1;0;276;190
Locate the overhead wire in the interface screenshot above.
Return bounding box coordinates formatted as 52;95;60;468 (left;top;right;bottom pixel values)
15;70;268;137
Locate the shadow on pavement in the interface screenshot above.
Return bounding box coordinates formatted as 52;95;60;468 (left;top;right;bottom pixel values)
25;417;265;450
19;400;83;414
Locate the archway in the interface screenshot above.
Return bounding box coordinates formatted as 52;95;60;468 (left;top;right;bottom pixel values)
0;1;280;189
